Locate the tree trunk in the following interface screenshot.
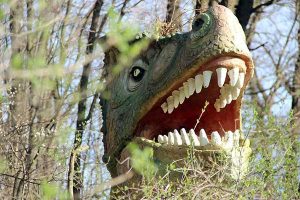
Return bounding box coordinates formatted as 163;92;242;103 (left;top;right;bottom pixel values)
67;0;103;199
235;0;254;31
195;0;209;15
166;0;183;31
291;1;300;133
291;0;300;193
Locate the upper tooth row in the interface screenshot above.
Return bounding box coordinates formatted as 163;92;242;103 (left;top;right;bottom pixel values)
161;68;245;114
161;70;212;114
157;128;245;150
216;68;245;88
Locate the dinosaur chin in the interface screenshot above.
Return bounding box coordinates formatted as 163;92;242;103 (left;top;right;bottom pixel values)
133;56;250;150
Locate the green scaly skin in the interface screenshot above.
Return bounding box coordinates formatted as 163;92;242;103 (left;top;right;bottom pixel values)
101;5;254;179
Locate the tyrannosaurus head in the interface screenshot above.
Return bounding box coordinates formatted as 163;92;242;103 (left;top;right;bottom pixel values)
101;5;254;178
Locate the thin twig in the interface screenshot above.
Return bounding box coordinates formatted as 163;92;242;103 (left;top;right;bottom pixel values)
194;101;209;130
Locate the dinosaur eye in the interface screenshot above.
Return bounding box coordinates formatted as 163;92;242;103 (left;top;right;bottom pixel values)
128;63;147;92
130;66;145;82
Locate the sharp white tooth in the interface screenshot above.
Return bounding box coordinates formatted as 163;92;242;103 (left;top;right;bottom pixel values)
234;129;240;137
228;68;239;86
226;91;232;104
214;99;221;112
161;102;167;113
203;71;212;88
224;131;234;149
227;131;234;143
179;87;185;104
232;87;240;100
220;85;226;95
227;96;232;104
188;78;195;96
183;82;190;98
168;132;175;145
180;128;190;145
233;130;240;147
224;131;231;140
219;97;227;108
223;132;228;141
174;129;182;145
172;90;180;108
167;96;174;114
195;74;203;93
222;84;232;104
189;129;200;146
158;135;164;143
211;131;222;146
199;129;209;146
237;72;245;88
163;135;169;144
216;67;227;87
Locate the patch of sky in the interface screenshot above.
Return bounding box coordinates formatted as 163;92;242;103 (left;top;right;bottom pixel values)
249;3;298;116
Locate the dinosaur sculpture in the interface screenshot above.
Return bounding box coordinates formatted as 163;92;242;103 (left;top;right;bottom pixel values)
101;4;254;182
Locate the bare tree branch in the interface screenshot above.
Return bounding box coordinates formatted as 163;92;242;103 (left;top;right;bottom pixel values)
67;0;104;199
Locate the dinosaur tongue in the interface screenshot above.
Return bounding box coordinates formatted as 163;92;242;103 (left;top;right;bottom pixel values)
135;57;247;141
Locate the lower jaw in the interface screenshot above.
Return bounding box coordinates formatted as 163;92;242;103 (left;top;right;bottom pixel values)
143;127;246;152
117;136;251;181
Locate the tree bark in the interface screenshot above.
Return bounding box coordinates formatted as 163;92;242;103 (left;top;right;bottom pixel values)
220;0;237;11
195;0;209;15
8;2;27;198
291;1;300;132
291;0;300;193
166;0;182;31
235;0;254;31
67;0;103;199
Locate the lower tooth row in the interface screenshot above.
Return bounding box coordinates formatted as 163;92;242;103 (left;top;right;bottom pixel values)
156;128;244;149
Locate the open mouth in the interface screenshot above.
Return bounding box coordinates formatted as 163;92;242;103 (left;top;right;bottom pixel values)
134;56;250;150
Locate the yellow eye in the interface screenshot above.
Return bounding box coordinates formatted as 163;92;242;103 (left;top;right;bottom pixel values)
130;66;145;82
133;68;141;77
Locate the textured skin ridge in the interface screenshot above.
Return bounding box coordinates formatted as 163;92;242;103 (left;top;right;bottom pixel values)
101;5;254;177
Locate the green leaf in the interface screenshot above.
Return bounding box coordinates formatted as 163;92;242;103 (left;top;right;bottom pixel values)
11;53;23;69
127;143;157;179
41;181;69;199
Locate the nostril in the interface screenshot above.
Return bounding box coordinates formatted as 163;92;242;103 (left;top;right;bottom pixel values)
192;17;204;31
190;13;212;39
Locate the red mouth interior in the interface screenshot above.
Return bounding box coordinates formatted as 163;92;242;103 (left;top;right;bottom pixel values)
135;57;247;140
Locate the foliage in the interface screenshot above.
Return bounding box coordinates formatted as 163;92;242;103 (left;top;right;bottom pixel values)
105;8;149;74
41;181;69;200
127;143;158;179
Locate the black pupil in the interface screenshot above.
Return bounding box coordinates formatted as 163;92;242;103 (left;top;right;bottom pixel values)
130;67;144;82
192;17;204;31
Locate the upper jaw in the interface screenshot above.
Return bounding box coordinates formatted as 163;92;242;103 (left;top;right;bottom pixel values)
160;56;248;114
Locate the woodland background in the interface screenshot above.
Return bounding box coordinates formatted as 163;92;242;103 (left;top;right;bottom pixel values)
0;0;299;199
